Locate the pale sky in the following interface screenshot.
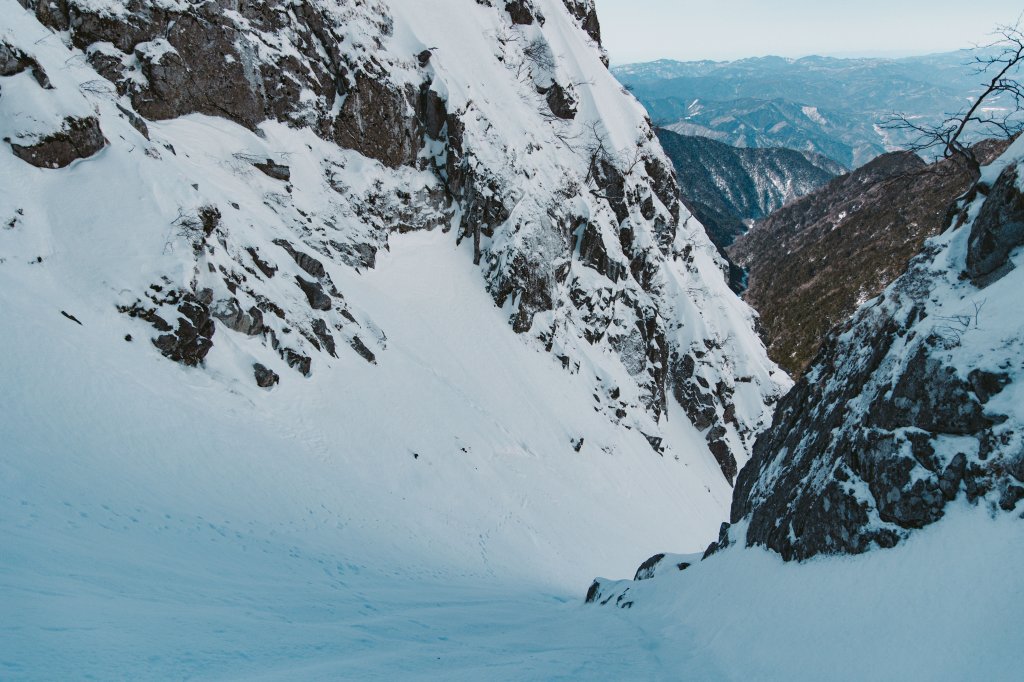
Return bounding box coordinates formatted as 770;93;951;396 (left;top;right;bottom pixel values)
597;0;1024;64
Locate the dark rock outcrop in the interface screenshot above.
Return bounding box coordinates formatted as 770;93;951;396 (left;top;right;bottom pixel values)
561;0;602;45
966;164;1024;285
0;40;51;87
295;276;332;311
505;1;535;25
274;240;328;280
211;298;264;336
281;348;312;376
22;0;778;488
151;294;215;367
253;363;279;388
633;553;665;581
253;159;291;182
10;116;105;168
333;74;423;169
540;82;577;120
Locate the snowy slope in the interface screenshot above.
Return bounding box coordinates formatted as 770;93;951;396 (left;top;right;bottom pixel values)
587;505;1024;681
2;0;786;677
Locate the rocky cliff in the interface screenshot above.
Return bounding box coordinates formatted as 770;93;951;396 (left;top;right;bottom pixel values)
728;139;1024;560
587;139;1024;600
1;0;785;482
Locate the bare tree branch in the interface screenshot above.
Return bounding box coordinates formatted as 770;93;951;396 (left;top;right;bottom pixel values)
882;21;1024;171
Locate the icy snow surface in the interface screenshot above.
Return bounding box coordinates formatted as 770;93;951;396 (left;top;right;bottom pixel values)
1;204;742;677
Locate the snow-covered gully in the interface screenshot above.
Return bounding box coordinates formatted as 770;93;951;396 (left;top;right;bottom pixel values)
3;0;1023;678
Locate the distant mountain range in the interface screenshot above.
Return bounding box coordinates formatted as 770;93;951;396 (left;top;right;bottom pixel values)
616;52;1011;168
657;129;843;245
657;129;844;290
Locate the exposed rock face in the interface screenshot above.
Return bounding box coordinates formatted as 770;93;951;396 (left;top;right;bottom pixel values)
20;0;429;168
727;148;1024;561
9;0;784;482
253;363;280;388
333;75;423;169
10;116;105;168
541;82;578;120
253;159;291;182
966;164;1024;285
505;0;536;25
0;40;51;87
211;299;264;337
561;0;602;45
730;142;1011;376
586;148;1024;609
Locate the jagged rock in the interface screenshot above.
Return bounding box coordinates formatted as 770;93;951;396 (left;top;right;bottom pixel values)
1001;485;1024;511
10;116;105;169
729;149;998;375
349;336;376;364
1008;451;1024;483
16;0;780;498
419;85;448;140
253;363;279;388
939;452;967;501
332;241;378;270
669;353;717;430
0;40;51;88
589;156;628;223
132;15;265;127
577;221;612;276
211;298;264;336
966;165;1024;285
311;319;337;357
505;1;535;24
334;74;422;169
198;205;220;237
633;553;665;581
253;159;291;182
246;247;278;278
274;240;326;279
561;0;602;44
152;294;215;367
459;169;511;264
295;276;332;311
701;522;733;559
868;346;991;435
281;348;312;376
968;369;1011;403
706;430;737;485
116;104;149;140
538;81;577;120
731;153;1024;560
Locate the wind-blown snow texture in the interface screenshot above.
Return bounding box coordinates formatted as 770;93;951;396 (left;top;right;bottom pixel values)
2;0;786;677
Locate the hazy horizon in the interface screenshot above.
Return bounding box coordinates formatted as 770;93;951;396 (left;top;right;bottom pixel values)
598;0;1024;65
